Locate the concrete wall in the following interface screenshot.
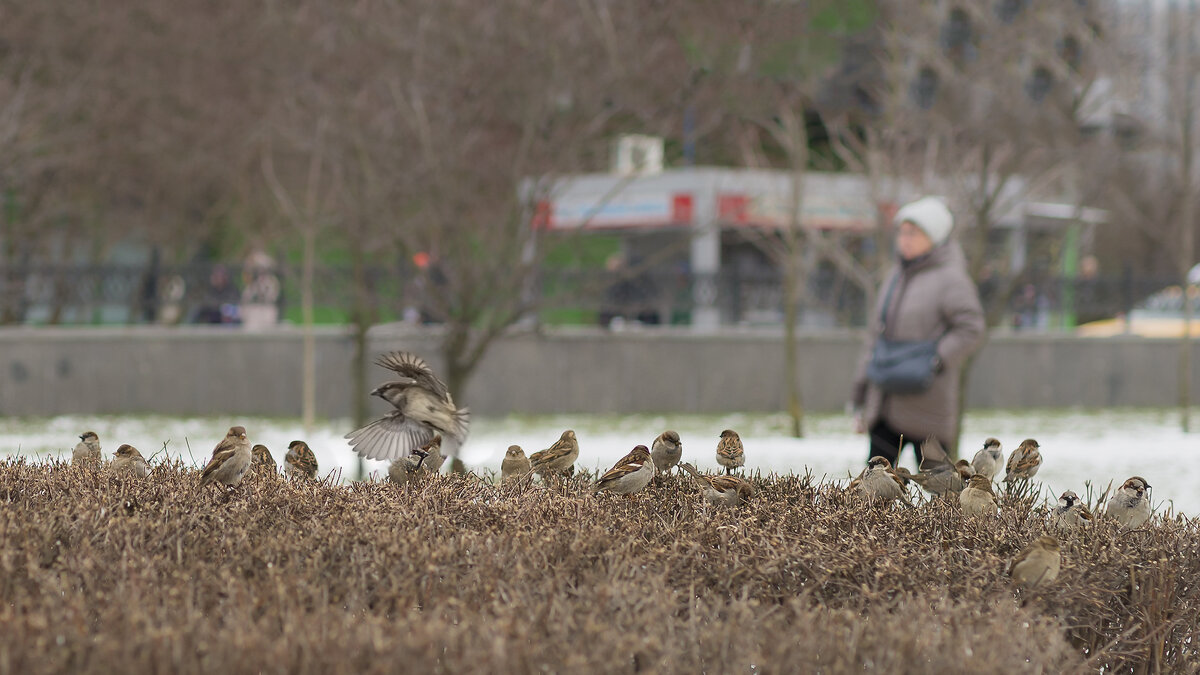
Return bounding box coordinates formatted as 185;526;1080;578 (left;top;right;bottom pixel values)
1;326;1197;418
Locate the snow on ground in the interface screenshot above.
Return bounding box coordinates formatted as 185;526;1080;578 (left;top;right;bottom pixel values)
2;408;1197;515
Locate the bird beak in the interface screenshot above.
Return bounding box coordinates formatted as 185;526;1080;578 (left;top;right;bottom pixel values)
240;433;247;439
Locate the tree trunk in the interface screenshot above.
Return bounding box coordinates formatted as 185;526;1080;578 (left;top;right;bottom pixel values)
783;256;804;438
350;245;372;480
1181;11;1195;434
301;226;316;432
784;168;805;439
777;105;808;439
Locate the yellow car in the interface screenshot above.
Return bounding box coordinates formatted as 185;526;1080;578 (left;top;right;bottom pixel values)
1077;284;1200;337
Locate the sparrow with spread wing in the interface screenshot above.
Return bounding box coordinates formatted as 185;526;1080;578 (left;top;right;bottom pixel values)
679;462;755;506
896;437;973;497
345;352;469;463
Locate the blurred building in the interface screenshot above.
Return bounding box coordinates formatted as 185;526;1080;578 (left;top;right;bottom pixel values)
532;142;1107;329
532;163;906;329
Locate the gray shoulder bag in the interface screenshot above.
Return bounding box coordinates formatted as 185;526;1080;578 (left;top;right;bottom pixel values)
865;274;944;394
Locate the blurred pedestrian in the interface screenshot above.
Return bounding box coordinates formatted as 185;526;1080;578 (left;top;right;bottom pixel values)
192;264;241;325
850;196;985;465
240;250;280;330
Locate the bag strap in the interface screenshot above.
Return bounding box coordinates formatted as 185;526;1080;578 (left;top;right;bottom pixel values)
878;270;949;343
878;272;900;332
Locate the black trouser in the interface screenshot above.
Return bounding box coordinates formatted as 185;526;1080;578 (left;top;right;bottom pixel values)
868;420;943;468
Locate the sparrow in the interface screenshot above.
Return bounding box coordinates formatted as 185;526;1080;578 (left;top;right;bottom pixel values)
715;429;745;475
388;446;431;486
959;474;998;517
345;351;469;462
109;444;147;478
72;431;102;466
970;437;1005;481
529;430;580;479
414;434;445;473
199;426;252;489
1009;535;1061;589
501;445;531;484
594;445;655;495
251;444;277;472
848;456;912;506
284;440;319;479
650;430;682;474
896;437;973;497
679;462;755;506
1049;490;1093;534
1003;438;1042;483
1105;476;1152;530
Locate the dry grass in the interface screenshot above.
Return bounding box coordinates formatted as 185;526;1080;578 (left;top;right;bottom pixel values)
1;459;1197;674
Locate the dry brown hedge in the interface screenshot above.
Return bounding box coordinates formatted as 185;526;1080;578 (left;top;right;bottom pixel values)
0;458;1197;674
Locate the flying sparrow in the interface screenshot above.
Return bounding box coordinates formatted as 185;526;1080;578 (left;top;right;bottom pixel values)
970;437;1005;481
529;430;580;479
594;445;655;495
72;431;102;466
959;474;998;517
897;437;973;497
1105;476;1152;530
199;426;252;489
1009;535;1061;589
501;445;531;484
1049;489;1093;534
849;456;912;506
387;446;431;486
345;351;469;462
650;430;682;475
715;429;745;475
679;462;755;506
284;440;319;479
251;444;277;472
109;444;148;478
1003;438;1042;483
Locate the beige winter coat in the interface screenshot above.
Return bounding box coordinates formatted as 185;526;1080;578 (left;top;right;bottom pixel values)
852;241;985;453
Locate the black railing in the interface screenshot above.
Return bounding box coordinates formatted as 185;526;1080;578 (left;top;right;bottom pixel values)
0;262;1188;330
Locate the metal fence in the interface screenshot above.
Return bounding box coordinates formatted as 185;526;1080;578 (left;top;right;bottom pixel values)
0;261;1189;330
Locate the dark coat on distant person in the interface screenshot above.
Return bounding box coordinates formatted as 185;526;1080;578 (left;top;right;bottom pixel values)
851;241;986;453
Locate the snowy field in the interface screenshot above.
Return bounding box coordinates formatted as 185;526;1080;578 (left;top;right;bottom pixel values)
2;408;1197;515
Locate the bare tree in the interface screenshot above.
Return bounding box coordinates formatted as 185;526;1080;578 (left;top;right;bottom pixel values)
877;2;1108;314
671;0;873;437
354;0;676;395
866;1;1111;451
1102;1;1200;431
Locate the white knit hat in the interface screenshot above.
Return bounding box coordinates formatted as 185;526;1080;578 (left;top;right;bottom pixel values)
894;196;954;245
